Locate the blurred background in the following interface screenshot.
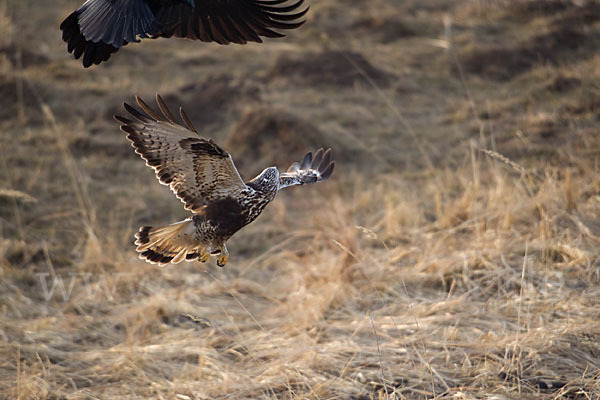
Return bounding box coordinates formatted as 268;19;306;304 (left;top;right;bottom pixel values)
1;0;599;398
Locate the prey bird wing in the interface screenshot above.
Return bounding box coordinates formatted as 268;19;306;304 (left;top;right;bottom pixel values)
115;94;246;213
278;148;335;190
155;0;308;44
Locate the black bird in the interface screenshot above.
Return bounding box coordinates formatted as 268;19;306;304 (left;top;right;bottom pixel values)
60;0;308;68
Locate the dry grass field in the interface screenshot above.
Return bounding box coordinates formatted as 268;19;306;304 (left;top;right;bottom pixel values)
1;0;600;398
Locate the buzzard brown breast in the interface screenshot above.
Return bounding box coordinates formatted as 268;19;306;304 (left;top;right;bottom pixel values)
202;197;247;238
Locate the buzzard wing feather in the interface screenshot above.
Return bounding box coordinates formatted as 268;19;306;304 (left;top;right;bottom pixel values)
115;94;246;213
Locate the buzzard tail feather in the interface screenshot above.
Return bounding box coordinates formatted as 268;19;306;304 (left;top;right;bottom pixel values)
135;219;202;267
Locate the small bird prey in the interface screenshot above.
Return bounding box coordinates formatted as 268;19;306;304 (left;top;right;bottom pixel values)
115;94;334;267
60;0;308;68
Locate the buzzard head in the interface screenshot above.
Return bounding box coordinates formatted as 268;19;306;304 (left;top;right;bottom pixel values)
249;167;280;193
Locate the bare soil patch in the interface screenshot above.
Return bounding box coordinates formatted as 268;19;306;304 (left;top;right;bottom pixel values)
460;27;597;81
268;50;395;87
0;44;49;68
0;76;39;122
225;106;338;174
352;16;416;43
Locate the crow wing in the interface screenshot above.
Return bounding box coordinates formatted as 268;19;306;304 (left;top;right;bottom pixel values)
155;0;308;44
115;94;247;213
60;0;159;67
77;0;157;46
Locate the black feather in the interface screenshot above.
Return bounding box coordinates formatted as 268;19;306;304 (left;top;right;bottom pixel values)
319;149;332;173
301;152;312;170
311;148;324;170
320;161;335;181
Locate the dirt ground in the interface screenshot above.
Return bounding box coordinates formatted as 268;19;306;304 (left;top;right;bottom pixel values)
1;0;600;398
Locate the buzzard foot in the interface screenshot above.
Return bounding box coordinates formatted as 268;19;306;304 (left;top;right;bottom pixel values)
216;255;228;267
198;250;209;263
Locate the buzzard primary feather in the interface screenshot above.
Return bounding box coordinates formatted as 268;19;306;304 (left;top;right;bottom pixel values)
115;94;334;267
60;0;308;68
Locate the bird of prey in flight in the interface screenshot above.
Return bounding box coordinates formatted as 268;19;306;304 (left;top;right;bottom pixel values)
60;0;308;68
115;94;335;267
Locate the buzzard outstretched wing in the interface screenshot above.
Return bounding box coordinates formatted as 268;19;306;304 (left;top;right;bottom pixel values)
155;0;308;44
115;94;246;213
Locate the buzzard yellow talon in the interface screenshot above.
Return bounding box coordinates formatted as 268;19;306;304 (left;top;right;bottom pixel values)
199;251;209;263
216;255;228;267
